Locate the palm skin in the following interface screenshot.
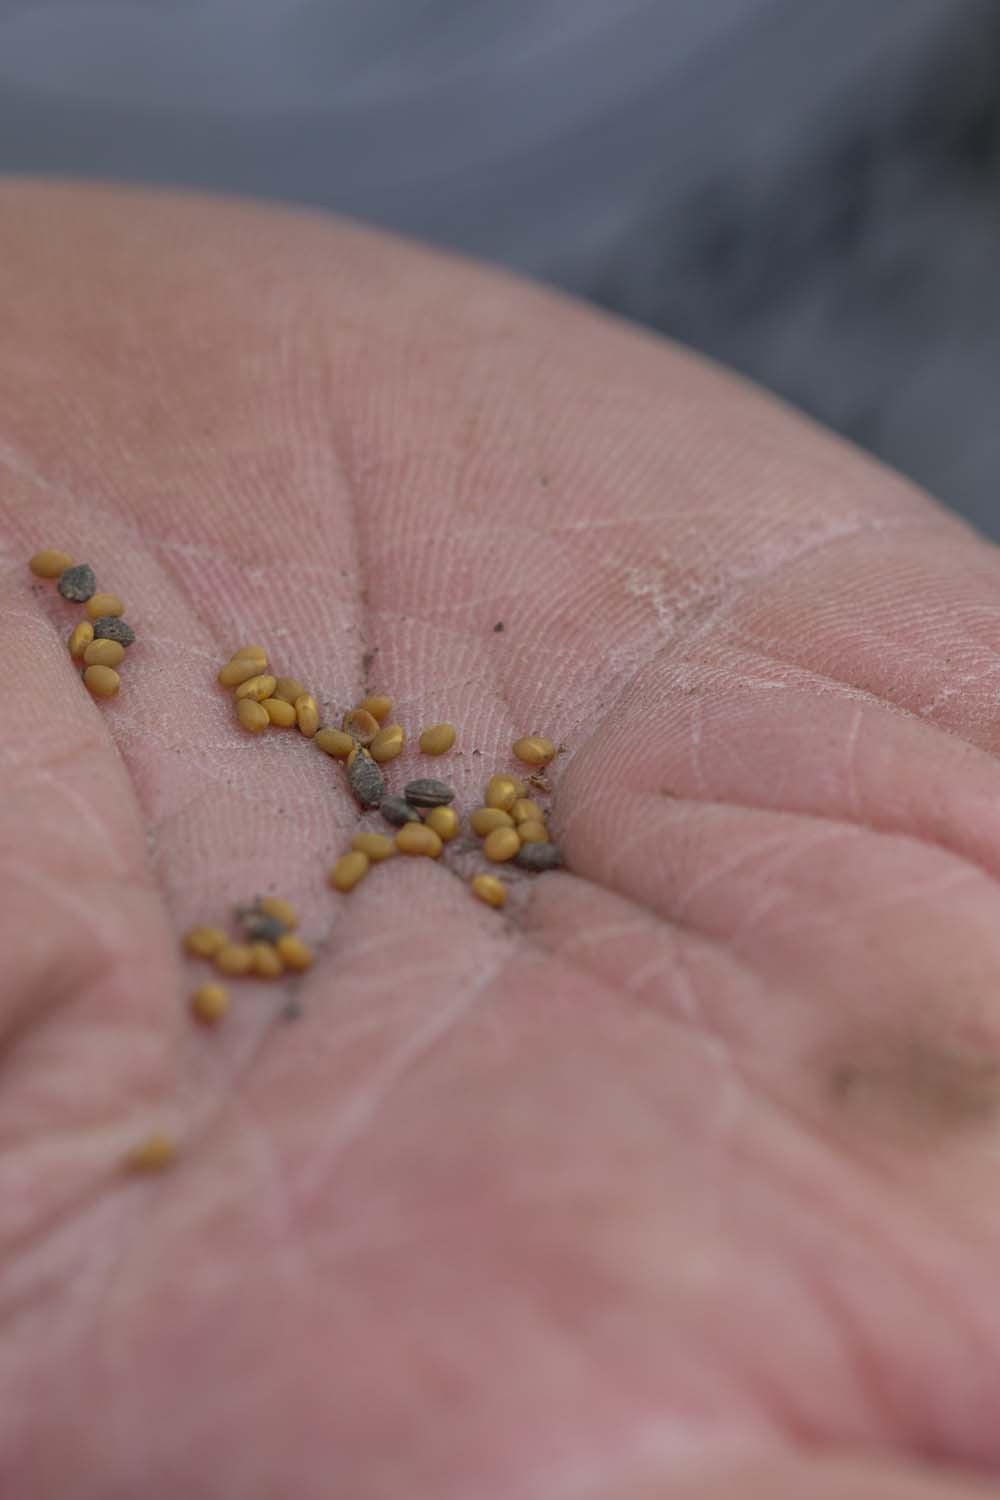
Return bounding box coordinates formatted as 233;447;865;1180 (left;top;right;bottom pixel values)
3;181;1000;1500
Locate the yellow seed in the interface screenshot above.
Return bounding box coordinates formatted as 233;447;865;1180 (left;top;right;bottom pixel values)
258;896;299;930
235;673;277;703
295;694;320;737
84;664;120;698
470;806;515;836
485;774;519;811
85;591;125;620
276;934;313;971
419;722;456;756
358;695;392;721
184;925;228;959
236;698;269;733
190;983;229;1025
510;798;544;825
424;805;459;841
261;697;296;726
483;826;521;862
512;735;556;767
517;820;549;844
214;942;254;976
68;620;94;658
351;832;396;861
29;548;74;578
315;727;355;758
330;850;370;892
395;823;443;857
471;873;507;909
250;942;284;979
232;644;268;662
369;723;405;763
218;657;263;687
83;638;125;668
343;707;380;745
126;1134;177;1172
274;675;306;703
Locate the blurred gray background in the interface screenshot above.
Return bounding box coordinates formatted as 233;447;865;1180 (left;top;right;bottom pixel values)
1;0;999;532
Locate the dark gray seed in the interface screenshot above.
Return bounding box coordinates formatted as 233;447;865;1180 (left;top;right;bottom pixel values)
514;841;563;872
348;748;385;808
404;777;455;808
380;795;421;827
241;914;287;943
92;616;136;646
57;563;96;602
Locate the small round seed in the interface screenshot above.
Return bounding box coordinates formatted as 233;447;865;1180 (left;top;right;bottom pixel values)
57;563;97;602
92;617;136;646
215;943;255;976
404;777;455;808
471;873;507;909
369;723;405;763
250;942;284;978
68;620;94;658
237;698;269;733
347;746;386;807
295;694;320;737
351;832;396;861
83;638;125;668
126;1134;177;1172
485;774;519;811
330;850;370;892
517;820;549;844
315;727;355;758
358;695;392;721
84;664;120;698
419;723;456;756
258;896;299;930
276;934;313;971
85;591;125;620
510;798;544;825
184;925;228;958
29;548;74;578
483;826;521;862
395;823;443;857
191;983;229;1025
219;657;263;688
343;707;380;745
273;675;305;703
261;697;296;726
241;913;288;944
512;735;556;767
424;805;459;841
380;794;421;827
235;673;278;703
232;644;268;662
470;806;515;836
514;841;563;871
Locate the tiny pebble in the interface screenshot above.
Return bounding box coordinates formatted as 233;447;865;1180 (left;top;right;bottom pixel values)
184;925;228;958
380;795;421;827
471;873;507;908
483;826;521;862
273;676;305;703
68;620;94;658
470;806;515;836
126;1134;177;1172
215;943;255;976
57;563;97;602
219;657;262;687
250;942;285;979
358;695;392;721
404;778;454;808
29;548;74;578
191;983;229;1025
276;934;313;971
347;746;385;807
330;850;370;891
351;832;396;861
295;693;320;737
92;617;135;647
512;735;556;767
86;591;125;620
83;638;125;668
235;673;277;703
396;823;443;857
261;697;296;726
514;841;563;871
369;724;405;763
424;805;459;841
315;728;356;758
237;698;269;733
84;664;120;698
258;896;299;930
419;723;456;756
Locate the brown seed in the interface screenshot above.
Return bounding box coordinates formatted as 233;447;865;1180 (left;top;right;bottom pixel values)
471;873;507;909
512;735;556;767
235;673;277;703
83;638;125;668
329;850;370;892
85;591;125;620
369;723;405;763
236;698;269;733
273;676;305;703
276;934;313;971
83;664;120;698
261;697;296;726
485;774;519;811
517;821;549;844
191;983;229;1025
424;805;459;841
351;832;396;861
315;727;355;758
126;1134;177;1172
510;798;544;825
343;707;380;745
214;943;255;976
29;548;74;578
483;826;521;863
232;644;268;663
347;746;386;808
258;896;299;930
395;823;443;857
470;806;515;836
218;657;263;688
68;620;95;658
419;722;456;756
358;695;392;721
250;942;284;979
295;694;320;737
184;925;228;959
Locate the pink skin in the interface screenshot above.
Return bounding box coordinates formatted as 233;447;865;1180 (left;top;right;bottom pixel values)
1;181;1000;1499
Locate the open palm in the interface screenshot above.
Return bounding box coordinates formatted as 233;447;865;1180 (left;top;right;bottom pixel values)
3;182;1000;1500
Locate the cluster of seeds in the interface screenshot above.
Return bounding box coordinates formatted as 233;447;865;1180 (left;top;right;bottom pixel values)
29;548;137;698
217;644;322;737
183;895;313;1026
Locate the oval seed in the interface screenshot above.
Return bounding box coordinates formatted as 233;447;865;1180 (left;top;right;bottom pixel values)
83;637;125;668
258;896;299;930
261;697;296;726
57;563;96;602
184;925;228;959
358;695;392;721
191;983;229;1025
470;806;515;836
512;735;556;767
232;643;268;659
404;778;454;808
485;774;519;811
215;942;255;976
295;694;320;737
347;746;385;808
471;873;507;909
330;850;370;892
483;826;521;863
315;727;355;758
343;707;380;745
235;673;277;703
250;942;284;978
241;913;287;943
380;794;420;827
424;805;459;841
395;823;443;857
84;664;120;698
276;934;313;971
68;620;94;658
236;698;269;733
510;798;544;825
351;832;396;861
515;841;563;871
92;617;135;646
126;1134;177;1172
369;723;405;763
218;657;262;688
85;591;125;620
273;676;305;703
29;548;74;578
517;820;549;844
419;723;456;756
